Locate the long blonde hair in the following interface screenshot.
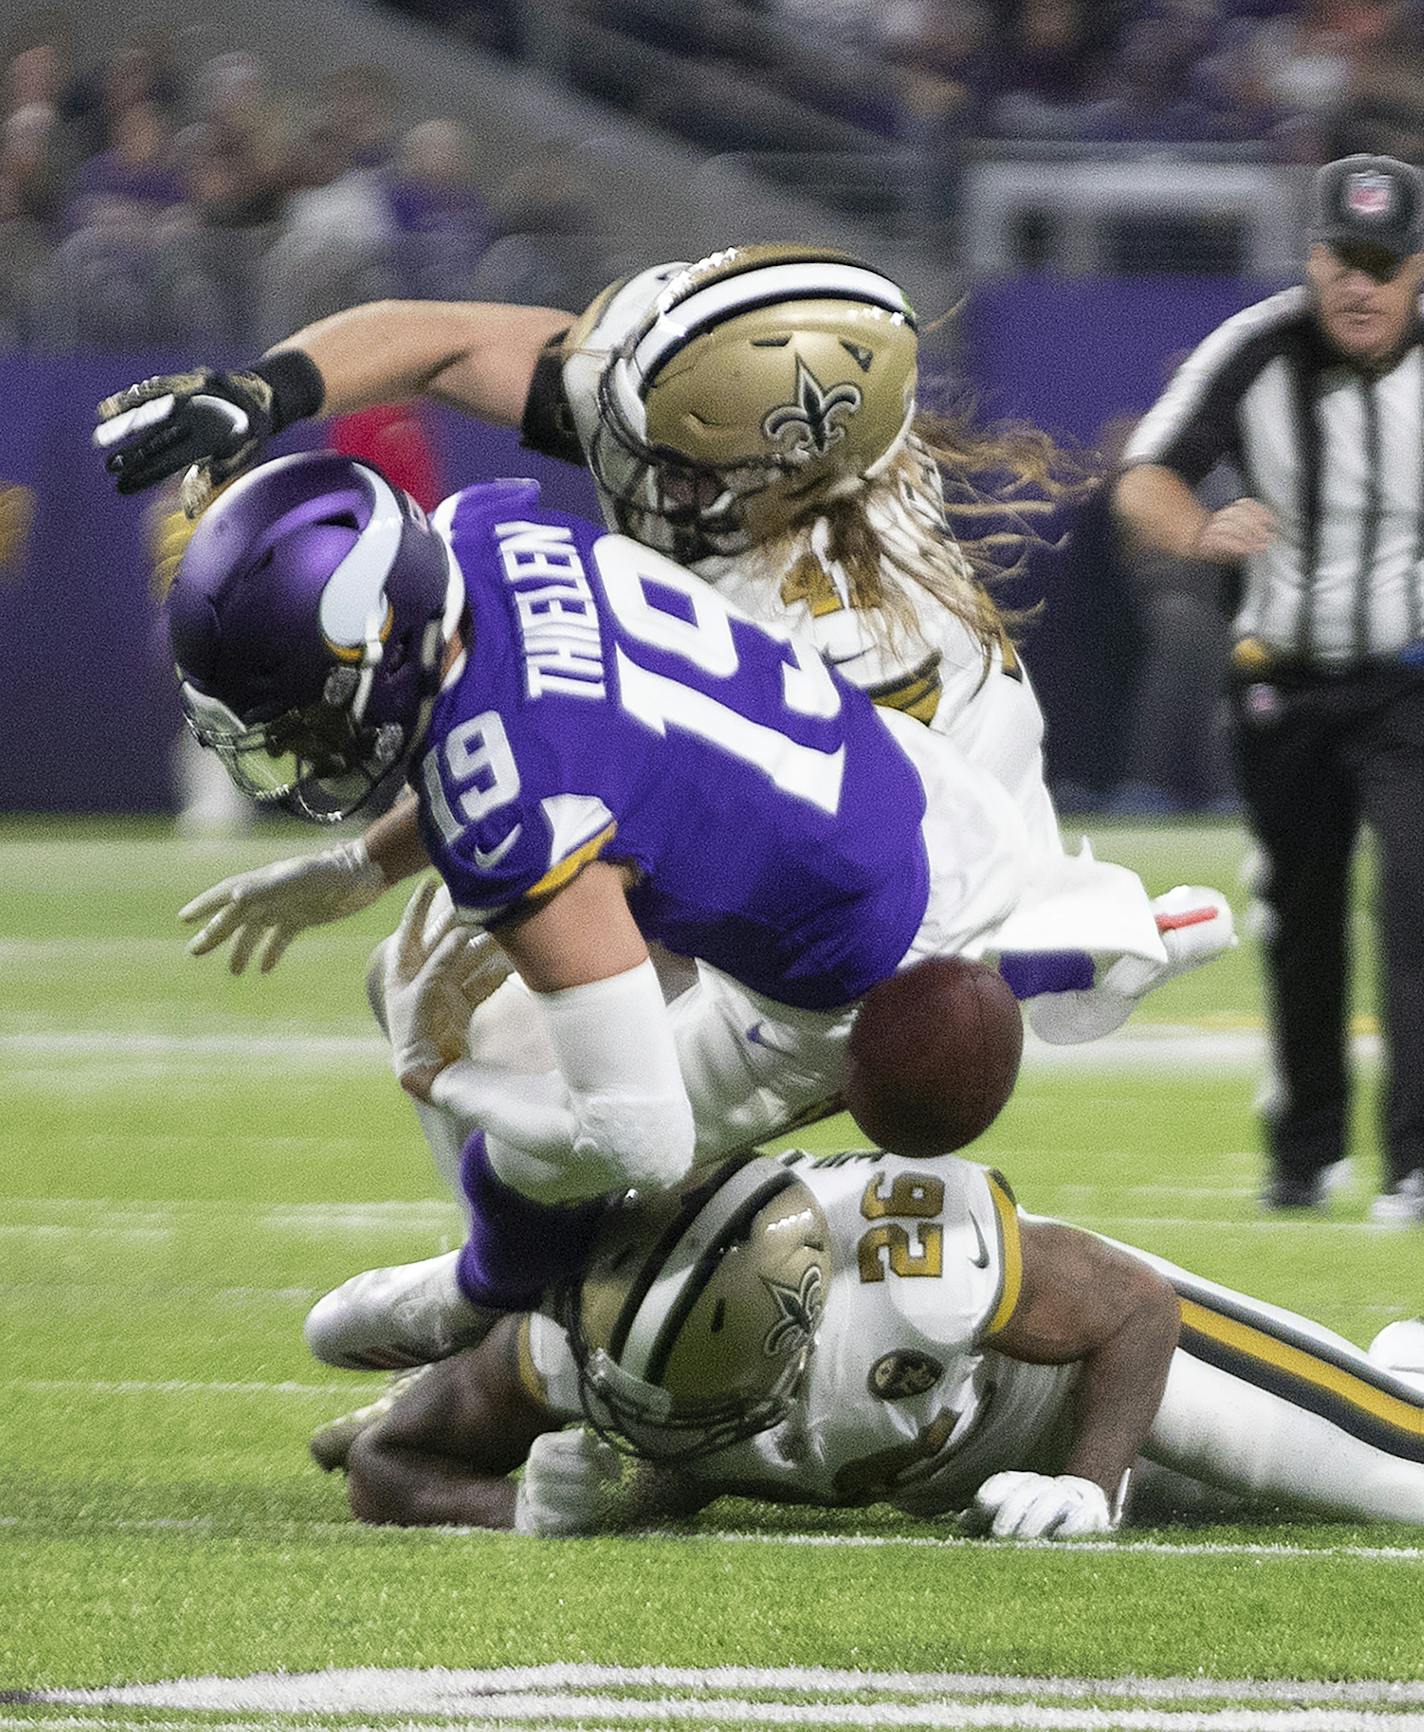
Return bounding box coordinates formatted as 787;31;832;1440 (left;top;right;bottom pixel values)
744;406;1097;667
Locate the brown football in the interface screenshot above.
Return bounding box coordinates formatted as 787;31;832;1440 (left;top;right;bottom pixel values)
844;957;1023;1158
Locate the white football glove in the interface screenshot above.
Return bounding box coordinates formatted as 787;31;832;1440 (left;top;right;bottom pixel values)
1103;885;1236;997
382;879;489;1092
961;1471;1120;1540
179;838;387;974
1026;885;1235;1045
514;1428;631;1537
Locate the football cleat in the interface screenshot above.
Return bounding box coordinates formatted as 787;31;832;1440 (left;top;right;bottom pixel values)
1368;1318;1424;1389
1260;1175;1326;1213
1366;1170;1424;1229
304;1251;498;1371
309;1366;431;1472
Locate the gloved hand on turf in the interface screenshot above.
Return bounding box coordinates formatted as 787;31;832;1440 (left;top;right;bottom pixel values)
179;838;387;974
382;878;488;1097
514;1428;632;1537
94;351;324;516
961;1471;1120;1540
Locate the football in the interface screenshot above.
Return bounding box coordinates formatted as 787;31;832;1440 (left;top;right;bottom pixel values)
844;956;1023;1158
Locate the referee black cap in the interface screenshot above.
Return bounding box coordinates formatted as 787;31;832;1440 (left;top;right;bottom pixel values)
1310;154;1424;264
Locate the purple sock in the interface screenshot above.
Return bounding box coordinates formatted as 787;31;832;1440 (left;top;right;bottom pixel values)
455;1132;607;1310
997;949;1096;999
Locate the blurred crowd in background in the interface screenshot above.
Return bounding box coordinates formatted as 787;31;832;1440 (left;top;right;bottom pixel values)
445;0;1424;186
6;0;1424;351
0;7;615;352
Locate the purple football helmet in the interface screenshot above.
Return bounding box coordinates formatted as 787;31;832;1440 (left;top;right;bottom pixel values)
168;452;457;821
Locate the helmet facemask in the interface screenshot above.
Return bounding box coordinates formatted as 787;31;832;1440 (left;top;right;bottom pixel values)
178;664;416;824
588;369;810;566
569;1329;817;1465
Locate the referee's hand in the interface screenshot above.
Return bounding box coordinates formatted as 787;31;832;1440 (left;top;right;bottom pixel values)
1192;498;1278;563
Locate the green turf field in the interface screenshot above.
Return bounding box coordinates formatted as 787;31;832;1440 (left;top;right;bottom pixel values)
3;818;1422;1731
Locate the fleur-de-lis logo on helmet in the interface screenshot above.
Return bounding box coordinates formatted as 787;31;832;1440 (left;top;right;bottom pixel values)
762;359;863;462
761;1261;825;1358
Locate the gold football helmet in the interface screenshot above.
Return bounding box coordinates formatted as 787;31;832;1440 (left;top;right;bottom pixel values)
585;244;919;563
559;1155;830;1463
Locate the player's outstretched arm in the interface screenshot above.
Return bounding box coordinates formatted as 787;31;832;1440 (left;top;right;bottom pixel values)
964;1221;1180;1539
345;1317;559;1527
95;300;572;513
180;791;427;974
343;1317;712;1533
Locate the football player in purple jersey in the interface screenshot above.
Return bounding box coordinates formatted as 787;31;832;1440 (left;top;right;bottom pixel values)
163;447;1047;1366
93;246;1233;1048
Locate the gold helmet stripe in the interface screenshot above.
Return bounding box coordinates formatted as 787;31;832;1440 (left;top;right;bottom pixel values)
630;262;916;390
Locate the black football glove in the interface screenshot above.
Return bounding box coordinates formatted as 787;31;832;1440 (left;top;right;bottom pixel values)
94;351;324;517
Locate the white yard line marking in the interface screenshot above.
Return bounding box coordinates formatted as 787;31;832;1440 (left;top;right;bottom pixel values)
20;1667;1424;1730
2;1198;459;1227
0;1513;1419;1563
4;1378;371;1397
0;1028;1383;1073
0;1032;382;1064
0;937;361;958
1070;1217;1395;1234
19;1704;1423;1731
15;1723;1424;1732
0;1224;172;1241
241;1697;1424;1729
704;1530;1424;1563
31;1665;1424;1708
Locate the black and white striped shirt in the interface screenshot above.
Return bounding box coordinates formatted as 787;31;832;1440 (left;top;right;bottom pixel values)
1123;286;1424;665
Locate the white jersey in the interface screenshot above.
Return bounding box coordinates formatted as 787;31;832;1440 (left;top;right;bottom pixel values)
556;264;1061;858
529;1149;1077;1514
526;1148;1424;1525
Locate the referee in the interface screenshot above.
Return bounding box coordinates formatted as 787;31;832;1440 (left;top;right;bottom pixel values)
1113;153;1424;1223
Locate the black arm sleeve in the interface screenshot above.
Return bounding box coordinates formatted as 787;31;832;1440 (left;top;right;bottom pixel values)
519;332;583;465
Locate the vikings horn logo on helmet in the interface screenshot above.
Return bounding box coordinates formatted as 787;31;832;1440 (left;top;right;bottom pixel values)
166;452;458;823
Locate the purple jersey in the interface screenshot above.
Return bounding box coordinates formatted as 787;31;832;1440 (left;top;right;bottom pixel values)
416;480;930;1010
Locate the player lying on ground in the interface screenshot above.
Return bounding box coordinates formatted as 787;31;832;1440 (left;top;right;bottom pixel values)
312;1148;1424;1540
154;449;1229;1371
94;245;1222;1047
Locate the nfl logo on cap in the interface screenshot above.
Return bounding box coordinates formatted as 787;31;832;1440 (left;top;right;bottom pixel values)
1346;171;1395;220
